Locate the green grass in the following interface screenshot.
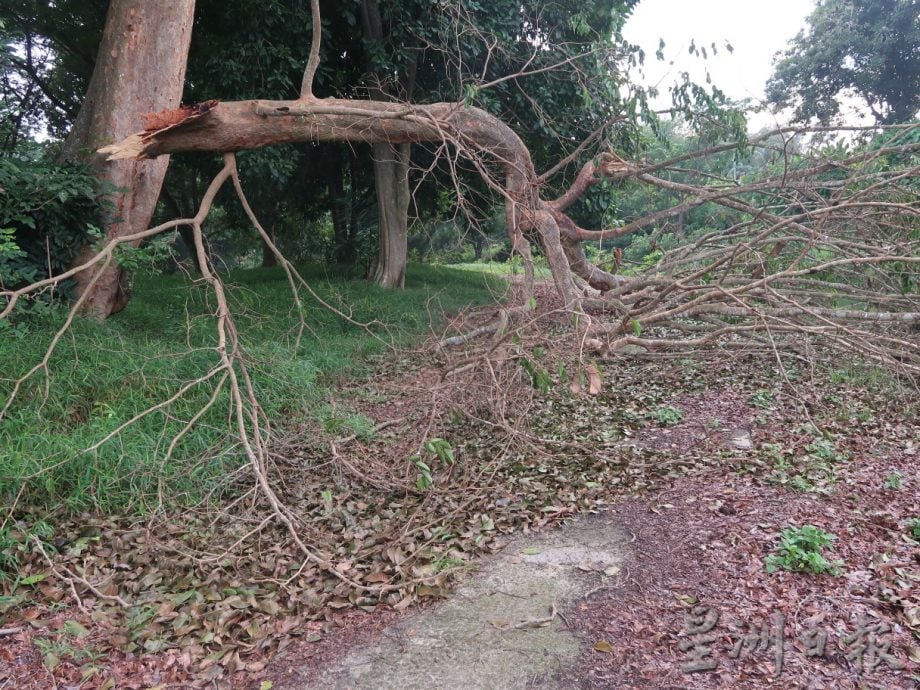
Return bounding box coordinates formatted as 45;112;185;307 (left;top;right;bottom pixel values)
449;260;553;279
0;263;504;515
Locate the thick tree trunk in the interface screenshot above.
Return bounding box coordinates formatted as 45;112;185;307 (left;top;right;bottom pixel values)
62;0;194;319
369;142;410;287
360;0;415;288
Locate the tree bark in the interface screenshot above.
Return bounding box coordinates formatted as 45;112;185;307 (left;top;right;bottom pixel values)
61;0;194;319
369;142;410;287
360;0;415;288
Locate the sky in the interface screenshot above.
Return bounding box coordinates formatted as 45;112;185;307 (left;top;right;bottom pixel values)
622;0;820;131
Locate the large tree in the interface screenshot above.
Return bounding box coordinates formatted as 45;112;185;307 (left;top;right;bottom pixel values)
60;0;194;317
349;0;642;286
766;0;920;125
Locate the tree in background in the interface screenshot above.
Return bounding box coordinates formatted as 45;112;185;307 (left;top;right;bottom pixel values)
766;0;920;124
351;0;645;286
0;0;104;150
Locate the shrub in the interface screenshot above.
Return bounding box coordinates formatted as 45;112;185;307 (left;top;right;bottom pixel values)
0;157;106;305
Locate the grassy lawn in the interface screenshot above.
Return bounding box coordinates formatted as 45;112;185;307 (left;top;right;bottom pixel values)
449;260;553;279
0;263;504;515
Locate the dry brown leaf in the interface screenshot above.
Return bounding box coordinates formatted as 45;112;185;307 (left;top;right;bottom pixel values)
392;596;413;612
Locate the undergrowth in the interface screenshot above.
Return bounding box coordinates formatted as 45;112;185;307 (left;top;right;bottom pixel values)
0;263;503;516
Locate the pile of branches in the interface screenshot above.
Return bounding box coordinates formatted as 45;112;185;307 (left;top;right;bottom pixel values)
566;127;920;373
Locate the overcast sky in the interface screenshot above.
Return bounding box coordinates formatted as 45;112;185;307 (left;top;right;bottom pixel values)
622;0;820;130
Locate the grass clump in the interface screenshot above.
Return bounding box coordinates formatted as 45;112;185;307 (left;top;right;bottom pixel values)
0;263;503;516
765;524;843;576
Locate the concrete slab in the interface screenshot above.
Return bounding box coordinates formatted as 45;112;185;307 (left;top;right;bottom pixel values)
300;515;628;690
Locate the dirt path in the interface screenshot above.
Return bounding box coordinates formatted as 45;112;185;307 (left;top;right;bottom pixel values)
251;381;919;690
257;457;918;690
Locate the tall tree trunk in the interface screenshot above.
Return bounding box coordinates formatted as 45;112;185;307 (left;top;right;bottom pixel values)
369;142;410;287
62;0;194;319
360;0;415;288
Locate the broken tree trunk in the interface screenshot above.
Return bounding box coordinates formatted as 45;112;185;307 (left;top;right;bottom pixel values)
100;98;619;306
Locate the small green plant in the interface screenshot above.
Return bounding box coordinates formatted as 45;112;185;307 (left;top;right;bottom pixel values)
766;525;842;576
654;405;683;426
410;455;433;491
749;390;774;409
631;319;642;336
908;518;920;540
789;475;815;493
424;438;455;465
431;526;455;542
410;438;455;491
519;357;552;394
830;368;850;384
805;438;842;463
854;407;874;423
433;554;465;573
884;471;903;490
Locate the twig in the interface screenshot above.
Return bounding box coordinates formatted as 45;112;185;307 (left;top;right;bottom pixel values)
31;537;130;609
